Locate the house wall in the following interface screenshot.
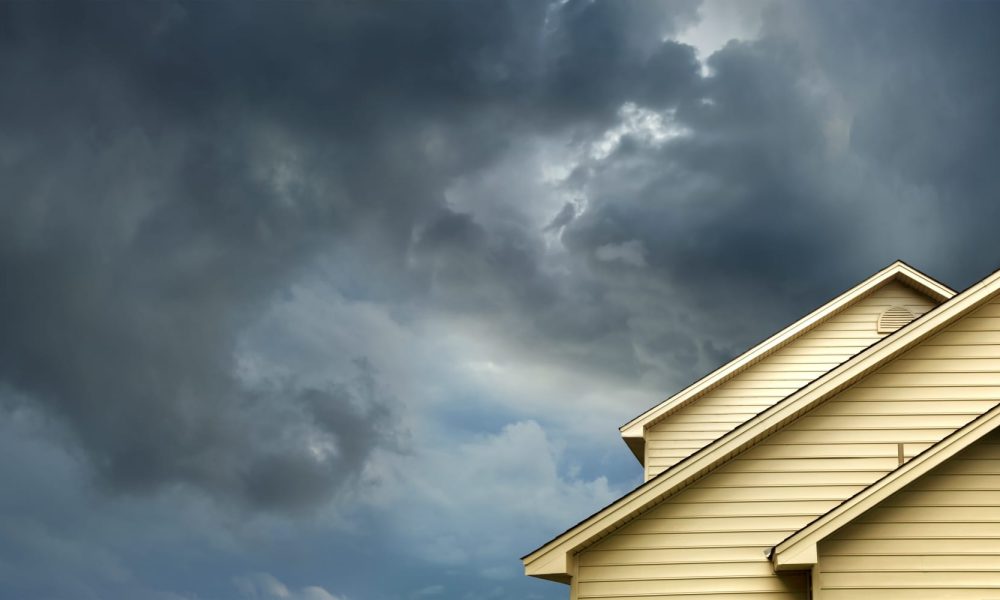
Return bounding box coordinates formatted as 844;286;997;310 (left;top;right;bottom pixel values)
575;297;1000;600
644;281;938;480
815;428;1000;599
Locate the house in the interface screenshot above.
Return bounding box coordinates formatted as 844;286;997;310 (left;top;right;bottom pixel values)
523;260;1000;599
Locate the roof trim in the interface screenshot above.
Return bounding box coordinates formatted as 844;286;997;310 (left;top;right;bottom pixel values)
524;264;1000;582
772;400;1000;571
619;261;955;449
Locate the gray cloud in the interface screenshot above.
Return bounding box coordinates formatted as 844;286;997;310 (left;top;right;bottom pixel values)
543;202;577;232
0;0;706;512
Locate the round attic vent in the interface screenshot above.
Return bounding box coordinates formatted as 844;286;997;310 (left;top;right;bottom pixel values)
877;305;915;334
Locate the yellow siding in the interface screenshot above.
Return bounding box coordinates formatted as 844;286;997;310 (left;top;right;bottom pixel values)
645;281;938;480
816;429;1000;600
576;298;1000;600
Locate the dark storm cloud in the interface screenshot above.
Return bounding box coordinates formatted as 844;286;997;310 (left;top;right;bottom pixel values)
786;1;1000;287
548;1;1000;375
411;208;558;315
564;38;847;290
550;38;857;366
542;0;701;120
577;2;1000;380
0;0;703;511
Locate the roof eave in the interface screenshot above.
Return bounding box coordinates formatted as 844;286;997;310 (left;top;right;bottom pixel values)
622;433;644;462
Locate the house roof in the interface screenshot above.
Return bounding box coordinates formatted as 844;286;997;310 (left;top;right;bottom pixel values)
771;397;1000;571
524;263;1000;582
618;261;955;460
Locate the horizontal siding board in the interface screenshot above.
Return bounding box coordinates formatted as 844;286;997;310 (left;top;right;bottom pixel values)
764;428;957;444
708;388;802;398
823;537;1000;555
832;385;1000;400
640;500;839;518
903;457;1000;475
711;379;816;389
645;431;722;441
807;322;879;331
578;560;774;581
858;372;1000;387
857;504;1000;522
787;414;975;430
658;413;759;423
822;571;1000;588
631;515;810;534
578;593;805;600
647;450;703;460
650;430;728;448
578;575;802;596
796;331;882;340
763;355;856;364
737;369;830;380
835;521;1000;539
965;303;1000;317
821;590;1000;600
776;344;870;354
885;488;1000;506
818;400;997;415
942;317;1000;331
922;330;1000;345
647;441;719;450
593;530;783;551
821;553;1000;571
881;358;1000;372
726;457;900;472
774;339;874;349
698;471;887;487
580;546;769;567
903;473;1000;489
901;343;1000;359
671;404;767;415
667;485;867;503
745;442;929;459
648;421;748;432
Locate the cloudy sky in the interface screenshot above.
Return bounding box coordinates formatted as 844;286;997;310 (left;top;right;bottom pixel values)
2;1;1000;598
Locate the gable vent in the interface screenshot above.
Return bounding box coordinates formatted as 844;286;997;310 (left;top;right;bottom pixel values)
877;305;915;333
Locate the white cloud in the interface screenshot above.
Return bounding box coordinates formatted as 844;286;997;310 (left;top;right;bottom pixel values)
300;587;342;600
590;103;689;161
374;420;619;572
411;584;445;598
675;0;771;74
233;572;344;600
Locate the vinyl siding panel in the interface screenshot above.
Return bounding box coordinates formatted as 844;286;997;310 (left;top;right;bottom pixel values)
815;430;1000;600
645;282;938;480
575;298;1000;600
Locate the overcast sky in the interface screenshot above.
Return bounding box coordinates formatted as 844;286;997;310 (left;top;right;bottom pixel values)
2;1;1000;599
